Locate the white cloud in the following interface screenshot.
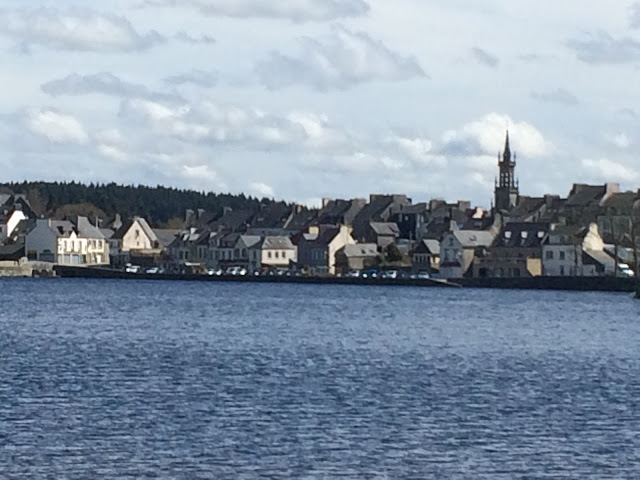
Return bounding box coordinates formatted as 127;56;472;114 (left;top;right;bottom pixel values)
142;0;369;22
41;72;178;102
582;158;640;183
441;113;551;159
24;108;89;144
0;8;165;52
604;132;631;149
164;69;219;88
248;181;275;198
255;25;426;90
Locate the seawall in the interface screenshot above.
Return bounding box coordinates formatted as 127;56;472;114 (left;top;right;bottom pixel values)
51;266;640;293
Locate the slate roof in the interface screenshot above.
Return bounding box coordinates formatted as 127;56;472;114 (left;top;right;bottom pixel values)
153;229;180;248
565;185;606;207
262;236;295;250
0;243;24;261
284;209;317;232
68;216;105;239
452;230;495;248
100;228;115;240
600;191;636;214
370;222;400;236
218;232;242;248
301;227;340;247
414;239;441;256
394;203;428;215
340;243;379;258
239;234;263;249
250;203;292;230
112;217;158;242
208;209;255;232
493;222;550;248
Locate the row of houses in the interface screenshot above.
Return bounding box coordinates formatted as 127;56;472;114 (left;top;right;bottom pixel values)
2;177;639;279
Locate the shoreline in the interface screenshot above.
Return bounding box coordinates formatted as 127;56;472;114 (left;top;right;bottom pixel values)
47;266;639;293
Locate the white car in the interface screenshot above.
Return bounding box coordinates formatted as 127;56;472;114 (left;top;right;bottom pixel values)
125;264;141;273
618;264;635;277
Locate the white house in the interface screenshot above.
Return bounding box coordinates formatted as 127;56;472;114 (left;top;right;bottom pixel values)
233;235;262;272
25;217;109;265
439;230;495;278
261;236;297;269
0;208;27;244
543;223;616;277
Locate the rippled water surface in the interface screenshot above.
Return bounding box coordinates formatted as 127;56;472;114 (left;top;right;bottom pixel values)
1;279;640;478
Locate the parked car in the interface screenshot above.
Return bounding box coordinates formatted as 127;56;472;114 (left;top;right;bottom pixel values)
207;268;223;276
125;264;141;273
417;271;431;280
618;264;635;277
225;266;247;276
346;270;361;278
145;267;161;274
382;270;398;279
361;269;378;279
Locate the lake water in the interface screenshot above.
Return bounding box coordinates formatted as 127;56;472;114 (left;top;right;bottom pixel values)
1;279;639;479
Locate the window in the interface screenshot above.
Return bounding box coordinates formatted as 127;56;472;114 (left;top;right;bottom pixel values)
449;238;454;246
268;251;272;259
546;251;554;260
275;251;279;259
559;251;566;261
560;266;565;276
513;268;521;277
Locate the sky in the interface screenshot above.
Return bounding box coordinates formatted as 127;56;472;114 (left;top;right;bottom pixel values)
0;0;639;207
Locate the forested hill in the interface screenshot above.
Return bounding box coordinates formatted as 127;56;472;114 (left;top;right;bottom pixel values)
0;181;273;228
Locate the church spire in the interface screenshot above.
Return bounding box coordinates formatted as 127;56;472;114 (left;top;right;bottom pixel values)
502;130;511;163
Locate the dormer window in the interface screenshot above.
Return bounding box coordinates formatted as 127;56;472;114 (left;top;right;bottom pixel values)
521;231;528;239
504;231;512;239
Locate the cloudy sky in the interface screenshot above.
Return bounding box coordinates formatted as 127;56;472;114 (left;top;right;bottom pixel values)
0;0;639;207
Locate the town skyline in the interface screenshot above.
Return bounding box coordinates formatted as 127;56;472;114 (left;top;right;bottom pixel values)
1;1;639;206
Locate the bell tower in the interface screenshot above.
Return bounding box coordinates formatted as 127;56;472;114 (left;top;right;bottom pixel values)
494;131;519;212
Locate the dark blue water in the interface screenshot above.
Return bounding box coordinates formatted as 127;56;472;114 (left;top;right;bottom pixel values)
1;279;639;478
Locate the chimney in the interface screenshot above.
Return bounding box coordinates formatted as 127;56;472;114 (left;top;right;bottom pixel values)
322;198;332;208
223;206;233;215
308;225;320;235
197;208;206;219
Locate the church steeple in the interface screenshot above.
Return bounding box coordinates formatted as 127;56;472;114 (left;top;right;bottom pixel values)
503;131;511;163
494;130;519;212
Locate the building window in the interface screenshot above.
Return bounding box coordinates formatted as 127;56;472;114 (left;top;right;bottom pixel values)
559;251;566;261
275;251;279;259
560;266;565;276
268;251;272;259
546;251;554;260
513;268;521;277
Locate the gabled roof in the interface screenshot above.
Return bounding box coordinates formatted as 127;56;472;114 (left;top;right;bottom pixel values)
262;236;295;250
565;185;606;207
208;209;255;232
68;216;105;239
112;217;157;242
238;234;262;249
414;239;440;255
100;228;115;240
250;202;291;230
600;191;636;214
218;232;242;248
284;209;317;232
370;222;400;236
340;243;378;258
493;222;550;248
301;226;340;247
153;229;180;248
450;230;495;248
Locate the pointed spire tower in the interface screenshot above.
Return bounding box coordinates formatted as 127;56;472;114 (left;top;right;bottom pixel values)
494;130;519;212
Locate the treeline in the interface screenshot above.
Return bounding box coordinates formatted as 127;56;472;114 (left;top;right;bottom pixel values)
1;181;273;227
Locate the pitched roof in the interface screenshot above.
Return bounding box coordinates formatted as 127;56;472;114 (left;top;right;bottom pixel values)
452;230;495;248
340;243;378;258
565;184;606;207
69;216;105;239
414;239;440;255
208;209;255;232
239;234;262;249
370;222;400;236
153;229;180;248
493;222;550;248
284;209;317;232
600;191;636;214
250;202;292;230
112;217;157;242
262;236;295;250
